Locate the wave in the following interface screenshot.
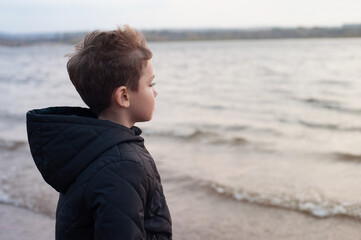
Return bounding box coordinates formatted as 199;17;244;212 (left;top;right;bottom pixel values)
2;159;360;222
208;182;361;219
298;120;361;132
302;97;341;110
143;128;216;139
186;101;227;111
333;152;361;162
223;125;249;131
143;128;249;146
0;190;28;212
209;136;248;146
0;188;54;218
171;174;361;220
163;173;361;219
298;120;340;130
0;189;13;205
0;139;27;151
317;79;352;87
0;71;42;85
0;110;25;123
299;97;361;115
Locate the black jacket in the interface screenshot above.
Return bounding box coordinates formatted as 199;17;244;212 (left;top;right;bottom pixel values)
26;107;172;240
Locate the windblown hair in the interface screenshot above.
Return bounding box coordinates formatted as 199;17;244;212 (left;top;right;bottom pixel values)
67;25;152;115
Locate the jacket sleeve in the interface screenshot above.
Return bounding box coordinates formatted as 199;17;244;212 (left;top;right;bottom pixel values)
84;160;148;240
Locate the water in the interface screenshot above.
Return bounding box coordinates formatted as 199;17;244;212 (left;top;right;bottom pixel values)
1;38;361;221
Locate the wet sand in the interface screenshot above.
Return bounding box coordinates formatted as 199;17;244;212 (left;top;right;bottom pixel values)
1;143;360;239
1;175;361;240
0;204;54;240
164;172;361;240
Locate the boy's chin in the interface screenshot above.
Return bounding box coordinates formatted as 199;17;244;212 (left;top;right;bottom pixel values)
136;116;153;123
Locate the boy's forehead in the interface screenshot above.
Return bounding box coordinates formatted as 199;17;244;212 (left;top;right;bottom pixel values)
147;59;153;68
145;60;154;74
140;60;153;80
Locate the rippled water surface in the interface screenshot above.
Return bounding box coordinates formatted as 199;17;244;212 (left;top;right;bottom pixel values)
1;38;361;219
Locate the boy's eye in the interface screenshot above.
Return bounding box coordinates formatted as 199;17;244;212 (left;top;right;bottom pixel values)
150;82;156;87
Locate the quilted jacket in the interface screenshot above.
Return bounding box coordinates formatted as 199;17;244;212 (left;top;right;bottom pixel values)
26;107;172;240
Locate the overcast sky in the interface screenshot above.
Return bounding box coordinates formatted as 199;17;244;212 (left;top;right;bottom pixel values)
1;0;361;33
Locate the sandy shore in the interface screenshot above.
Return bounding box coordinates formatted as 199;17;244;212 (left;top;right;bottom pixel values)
1;175;361;240
1;145;360;239
0;203;54;240
165;173;361;240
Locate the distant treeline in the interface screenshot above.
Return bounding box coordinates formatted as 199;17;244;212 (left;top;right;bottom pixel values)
0;32;86;46
145;24;361;41
1;24;361;46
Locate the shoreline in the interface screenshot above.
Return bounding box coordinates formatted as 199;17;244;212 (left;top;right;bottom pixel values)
1;145;361;239
162;171;361;240
1;179;361;240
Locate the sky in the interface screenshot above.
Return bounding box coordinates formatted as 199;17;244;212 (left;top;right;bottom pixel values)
1;0;361;33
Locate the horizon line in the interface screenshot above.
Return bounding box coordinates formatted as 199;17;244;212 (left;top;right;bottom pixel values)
1;23;361;35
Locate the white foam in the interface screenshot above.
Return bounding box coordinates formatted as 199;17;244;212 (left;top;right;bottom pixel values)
311;207;329;218
216;187;225;193
209;182;361;219
0;189;12;204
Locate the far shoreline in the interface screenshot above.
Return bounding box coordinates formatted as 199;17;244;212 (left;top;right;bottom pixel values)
1;24;361;46
1;36;361;48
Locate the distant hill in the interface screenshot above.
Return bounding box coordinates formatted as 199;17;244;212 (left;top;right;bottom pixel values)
144;24;361;41
1;24;361;46
0;32;87;46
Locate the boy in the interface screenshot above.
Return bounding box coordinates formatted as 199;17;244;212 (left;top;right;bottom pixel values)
26;26;172;240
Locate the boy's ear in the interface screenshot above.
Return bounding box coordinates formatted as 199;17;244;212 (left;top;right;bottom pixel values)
114;86;130;108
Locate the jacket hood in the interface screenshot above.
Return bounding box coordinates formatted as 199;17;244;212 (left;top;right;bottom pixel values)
26;106;143;193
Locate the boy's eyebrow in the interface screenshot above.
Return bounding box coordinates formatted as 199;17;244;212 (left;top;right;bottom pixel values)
149;75;155;81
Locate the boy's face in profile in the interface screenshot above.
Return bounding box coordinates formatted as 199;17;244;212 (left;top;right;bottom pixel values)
129;60;158;123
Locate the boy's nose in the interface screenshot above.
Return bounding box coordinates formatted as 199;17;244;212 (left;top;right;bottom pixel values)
153;89;158;98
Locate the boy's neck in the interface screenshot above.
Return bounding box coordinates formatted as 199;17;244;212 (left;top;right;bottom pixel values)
98;108;134;128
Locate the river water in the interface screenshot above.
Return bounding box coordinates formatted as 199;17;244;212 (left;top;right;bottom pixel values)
1;38;361;222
